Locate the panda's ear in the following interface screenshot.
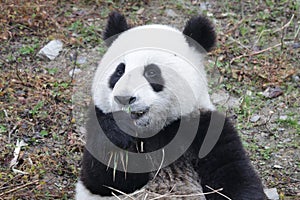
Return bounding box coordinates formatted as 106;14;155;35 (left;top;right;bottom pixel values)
183;16;216;52
103;11;129;46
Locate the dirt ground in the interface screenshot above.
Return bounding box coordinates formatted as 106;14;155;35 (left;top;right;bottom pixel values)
0;0;299;199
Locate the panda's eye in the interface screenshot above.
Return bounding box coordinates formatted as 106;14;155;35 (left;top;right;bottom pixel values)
116;69;124;76
115;63;125;76
145;70;156;78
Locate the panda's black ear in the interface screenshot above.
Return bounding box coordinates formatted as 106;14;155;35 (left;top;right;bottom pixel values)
103;11;129;46
183;16;216;52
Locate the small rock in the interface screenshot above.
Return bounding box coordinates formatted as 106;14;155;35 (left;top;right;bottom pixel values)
69;68;82;77
273;164;283;169
279;115;288;120
87;18;95;22
292;42;300;49
37;40;63;60
262;87;283;98
211;90;240;108
136;8;145;15
292;75;300;82
165;9;178;18
220;12;237;18
283;138;291;143
71;33;79;37
246;90;253;96
199;2;208;11
79;126;86;135
264;188;279;200
76;56;87;64
250;115;260;123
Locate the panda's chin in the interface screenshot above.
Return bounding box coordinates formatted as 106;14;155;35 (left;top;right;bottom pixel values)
132;112;151;128
133;117;150;127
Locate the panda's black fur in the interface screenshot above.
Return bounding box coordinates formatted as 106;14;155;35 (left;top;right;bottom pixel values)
77;12;267;200
183;15;216;52
103;12;130;46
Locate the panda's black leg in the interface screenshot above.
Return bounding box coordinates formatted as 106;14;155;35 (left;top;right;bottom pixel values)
194;112;266;200
199;159;266;200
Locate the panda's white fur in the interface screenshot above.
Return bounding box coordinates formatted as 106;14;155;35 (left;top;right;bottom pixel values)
76;12;266;200
76;181;118;200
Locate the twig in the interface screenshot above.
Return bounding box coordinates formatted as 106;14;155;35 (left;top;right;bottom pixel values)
227;36;249;50
8;122;20;143
148;184;177;200
0;174;22;190
3;109;8;119
230;43;281;64
152;148;165;180
15;68;26;86
0;56;8;64
148;188;224;199
143;193;148;200
281;27;285;51
119;152;128;178
253;14;294;49
113;152;118;181
274;14;294;33
224;19;244;35
69;50;78;84
206;185;232;200
103;184;227;200
294;24;300;42
107;151;114;171
66;50;78;132
103;185;136;200
253;29;270;49
111;192;122;200
0;180;39;197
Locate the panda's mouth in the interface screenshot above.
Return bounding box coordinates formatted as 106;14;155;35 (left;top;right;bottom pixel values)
130;108;150;120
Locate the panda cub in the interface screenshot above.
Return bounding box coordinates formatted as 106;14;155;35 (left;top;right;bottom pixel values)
76;12;266;200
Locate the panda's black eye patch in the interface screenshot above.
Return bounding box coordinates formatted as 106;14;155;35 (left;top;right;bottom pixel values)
109;63;125;89
143;64;164;92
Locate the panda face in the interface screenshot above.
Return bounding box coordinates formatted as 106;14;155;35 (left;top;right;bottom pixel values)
92;12;216;133
92;48;214;133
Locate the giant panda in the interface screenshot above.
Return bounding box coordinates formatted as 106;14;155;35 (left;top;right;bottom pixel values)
75;12;266;200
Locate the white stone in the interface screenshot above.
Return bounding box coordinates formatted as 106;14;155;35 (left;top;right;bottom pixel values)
37;40;63;60
69;68;82;77
77;56;87;64
165;9;178;18
264;188;279;200
273;164;283;169
279;115;288;120
211;90;240;108
250;115;261;123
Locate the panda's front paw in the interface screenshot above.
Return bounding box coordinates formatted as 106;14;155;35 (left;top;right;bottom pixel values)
107;131;136;151
105;111;139;151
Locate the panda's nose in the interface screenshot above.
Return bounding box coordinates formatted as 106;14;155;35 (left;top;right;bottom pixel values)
114;95;136;105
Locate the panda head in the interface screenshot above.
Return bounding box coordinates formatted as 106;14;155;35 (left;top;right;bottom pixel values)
92;12;216;133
